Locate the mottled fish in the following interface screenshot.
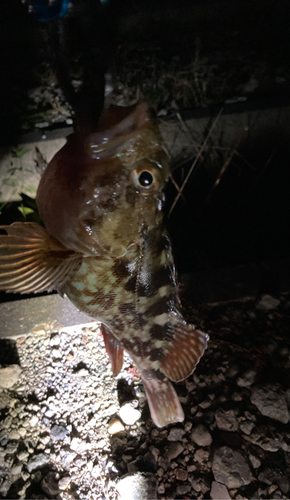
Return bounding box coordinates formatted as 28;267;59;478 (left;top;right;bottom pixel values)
0;102;208;427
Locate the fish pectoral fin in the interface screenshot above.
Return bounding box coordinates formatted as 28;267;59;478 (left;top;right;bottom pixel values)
101;323;124;376
160;320;209;382
142;376;184;428
0;222;82;294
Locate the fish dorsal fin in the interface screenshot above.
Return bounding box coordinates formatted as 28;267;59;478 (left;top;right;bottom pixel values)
0;222;82;294
159;319;209;382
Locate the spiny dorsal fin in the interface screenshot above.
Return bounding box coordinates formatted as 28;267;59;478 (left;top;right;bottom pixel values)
160;320;209;382
0;222;82;294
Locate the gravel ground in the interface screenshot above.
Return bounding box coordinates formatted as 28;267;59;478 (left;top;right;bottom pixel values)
1;292;290;499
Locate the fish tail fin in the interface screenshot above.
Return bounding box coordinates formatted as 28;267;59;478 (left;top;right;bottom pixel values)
101;323;124;376
142;376;184;428
0;222;82;294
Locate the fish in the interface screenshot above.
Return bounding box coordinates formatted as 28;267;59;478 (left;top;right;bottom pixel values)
0;101;208;427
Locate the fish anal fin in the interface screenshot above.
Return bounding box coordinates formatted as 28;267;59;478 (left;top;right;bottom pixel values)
0;222;82;294
160;321;209;382
101;323;124;376
142;376;184;428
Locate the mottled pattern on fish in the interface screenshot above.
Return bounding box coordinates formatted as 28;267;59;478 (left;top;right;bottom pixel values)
65;226;206;383
0;102;208;427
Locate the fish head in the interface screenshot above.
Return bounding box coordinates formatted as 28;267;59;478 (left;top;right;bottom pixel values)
36;101;170;257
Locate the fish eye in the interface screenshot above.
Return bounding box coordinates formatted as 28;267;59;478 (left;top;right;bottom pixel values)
138;171;154;187
132;160;160;194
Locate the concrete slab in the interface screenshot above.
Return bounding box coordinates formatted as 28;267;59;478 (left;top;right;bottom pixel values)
0;293;94;338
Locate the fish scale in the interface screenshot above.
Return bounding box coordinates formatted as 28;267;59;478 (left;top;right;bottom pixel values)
0;101;208;427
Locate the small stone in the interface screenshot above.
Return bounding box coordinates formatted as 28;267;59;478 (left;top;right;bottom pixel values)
225;365;239;378
27;453;50;472
143;451;157;472
176;484;191;495
9;430;20;440
210;481;231;500
18;450;29;461
240;420;255;435
50;424;68;441
58;476;71;490
194;448;210;468
175;468;188;481
0;365;21;389
249;426;287;453
212;446;253;488
91;465;101;479
30;415;39;427
127;457;142;473
248;453;261;469
95;438;107;449
17;336;26;345
60;451;76;467
190;477;209;494
251;385;289;424
237;369;257;387
269;484;278;494
108;418;125;435
190;424;212;447
149;447;159;463
73;368;88;377
6;441;19;454
70;437;88;453
256;294;280;310
157;483;165;494
105;404;118;416
11;464;22;475
2;415;12;428
232;392;243;402
184;421;192;432
164;441;184;460
0;478;11;496
215;408;239;432
120;403;141;425
51;348;62;359
116;472;157;500
168;427;186;441
40;434;50;445
50;335;60;346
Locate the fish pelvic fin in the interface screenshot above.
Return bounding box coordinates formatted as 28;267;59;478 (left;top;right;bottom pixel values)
142;376;184;428
101;323;124;376
0;222;82;294
159;319;209;382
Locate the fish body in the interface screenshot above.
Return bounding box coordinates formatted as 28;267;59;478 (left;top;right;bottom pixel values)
0;102;208;427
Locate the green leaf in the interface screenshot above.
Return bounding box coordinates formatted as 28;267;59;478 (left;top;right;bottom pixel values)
18;206;34;216
12;148;31;158
2;178;18;187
